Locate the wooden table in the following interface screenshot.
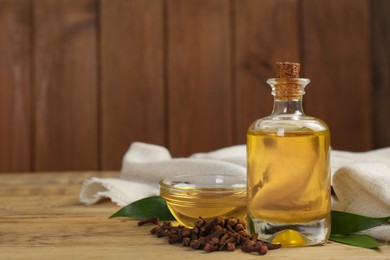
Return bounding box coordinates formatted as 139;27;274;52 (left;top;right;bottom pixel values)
1;171;389;259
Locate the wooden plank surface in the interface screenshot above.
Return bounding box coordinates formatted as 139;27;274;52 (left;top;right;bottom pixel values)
1;171;389;259
234;0;300;144
167;0;233;156
33;0;98;171
0;1;389;173
301;0;373;151
0;0;31;172
100;0;165;169
371;0;390;149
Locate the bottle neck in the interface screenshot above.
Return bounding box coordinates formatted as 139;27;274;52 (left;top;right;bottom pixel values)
271;98;304;116
266;78;310;116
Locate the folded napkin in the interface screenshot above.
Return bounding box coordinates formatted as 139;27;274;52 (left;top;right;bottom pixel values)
331;149;390;241
80;142;390;241
80;142;246;206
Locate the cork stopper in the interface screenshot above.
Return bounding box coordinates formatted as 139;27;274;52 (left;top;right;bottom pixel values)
276;62;300;78
269;62;308;99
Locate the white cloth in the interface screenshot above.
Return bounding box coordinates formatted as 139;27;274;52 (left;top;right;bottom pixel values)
79;142;390;240
331;148;390;241
79;142;246;206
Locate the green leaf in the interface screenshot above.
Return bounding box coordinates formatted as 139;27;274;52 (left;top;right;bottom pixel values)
109;196;175;221
329;234;380;249
331;211;390;235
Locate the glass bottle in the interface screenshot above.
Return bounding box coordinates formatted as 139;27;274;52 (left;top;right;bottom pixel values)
246;62;331;247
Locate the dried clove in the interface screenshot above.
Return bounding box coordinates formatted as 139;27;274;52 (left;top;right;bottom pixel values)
235;223;245;231
138;217;160;226
147;216;281;255
181;227;191;237
190;239;201;250
241;244;268;255
194;217;205;228
266;242;282;250
182;237;191;247
204;229;226;242
204;242;219;252
226;242;236;251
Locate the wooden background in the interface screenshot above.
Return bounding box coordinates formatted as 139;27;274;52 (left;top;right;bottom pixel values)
0;0;389;173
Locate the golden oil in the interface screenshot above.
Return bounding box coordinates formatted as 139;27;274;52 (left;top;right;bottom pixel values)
160;174;246;227
161;188;246;227
247;130;330;224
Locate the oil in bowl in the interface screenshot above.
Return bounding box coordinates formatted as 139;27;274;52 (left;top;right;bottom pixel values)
159;174;247;227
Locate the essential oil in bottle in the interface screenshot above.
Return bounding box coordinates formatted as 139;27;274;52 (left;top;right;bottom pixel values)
246;62;331;247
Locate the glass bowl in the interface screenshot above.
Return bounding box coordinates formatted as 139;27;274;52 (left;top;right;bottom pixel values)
159;174;247;227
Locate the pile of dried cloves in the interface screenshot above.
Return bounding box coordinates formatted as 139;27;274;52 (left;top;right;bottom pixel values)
139;217;281;255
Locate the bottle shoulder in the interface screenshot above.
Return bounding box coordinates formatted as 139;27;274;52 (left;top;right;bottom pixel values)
248;114;329;133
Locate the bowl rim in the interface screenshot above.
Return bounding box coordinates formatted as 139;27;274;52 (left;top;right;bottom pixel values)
159;173;247;194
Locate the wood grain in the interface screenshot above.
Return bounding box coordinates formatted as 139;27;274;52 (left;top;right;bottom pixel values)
301;0;373;151
234;0;300;144
1;1;390;173
100;0;165;169
1;171;389;259
33;0;98;171
167;0;233;156
371;0;390;149
0;0;31;172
